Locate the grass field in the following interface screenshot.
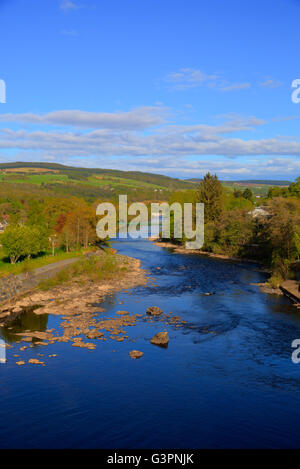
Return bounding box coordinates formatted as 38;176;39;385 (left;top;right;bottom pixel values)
0;248;86;278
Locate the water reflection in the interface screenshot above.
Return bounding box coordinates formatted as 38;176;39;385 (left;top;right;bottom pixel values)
0;308;48;344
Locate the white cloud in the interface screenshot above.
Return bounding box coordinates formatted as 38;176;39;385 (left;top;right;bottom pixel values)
165;68;218;90
0;110;299;178
260;78;283;88
0;115;298;158
165;68;251;92
60;0;78;12
61;29;78;36
0;151;298;180
220;83;251;92
0;107;166;130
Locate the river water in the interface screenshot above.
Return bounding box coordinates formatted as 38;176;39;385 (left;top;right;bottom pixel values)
1;238;300;448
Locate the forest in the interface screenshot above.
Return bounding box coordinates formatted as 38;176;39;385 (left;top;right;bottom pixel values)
168;173;300;286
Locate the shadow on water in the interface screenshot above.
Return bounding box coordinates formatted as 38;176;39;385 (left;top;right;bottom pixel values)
0;308;48;344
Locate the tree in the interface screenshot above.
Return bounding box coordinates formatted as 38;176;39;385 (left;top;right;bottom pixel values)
60;202;97;252
242;188;253;201
233;189;243;198
263;197;300;279
203;209;254;257
198;172;223;222
1;224;49;263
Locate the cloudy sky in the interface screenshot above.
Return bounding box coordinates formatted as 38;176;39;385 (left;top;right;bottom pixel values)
0;0;300;180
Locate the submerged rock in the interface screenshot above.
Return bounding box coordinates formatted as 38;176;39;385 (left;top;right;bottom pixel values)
146;306;163;316
129;350;144;359
150;331;169;347
28;359;45;365
86;330;104;339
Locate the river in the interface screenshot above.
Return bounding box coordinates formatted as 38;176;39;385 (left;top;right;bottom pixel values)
0;238;300;448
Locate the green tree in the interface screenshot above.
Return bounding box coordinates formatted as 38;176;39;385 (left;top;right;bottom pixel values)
1;224;49;264
198;172;223;222
233;189;243;198
242;188;253;200
263;197;300;279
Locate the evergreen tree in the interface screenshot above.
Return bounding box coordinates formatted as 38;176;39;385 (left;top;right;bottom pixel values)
198;172;223;222
242;188;253;200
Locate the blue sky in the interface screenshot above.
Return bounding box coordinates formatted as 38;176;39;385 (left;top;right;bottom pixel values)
0;0;300;180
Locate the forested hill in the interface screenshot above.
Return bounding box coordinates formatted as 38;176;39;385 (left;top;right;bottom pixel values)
0;162;194;190
0;162;195;202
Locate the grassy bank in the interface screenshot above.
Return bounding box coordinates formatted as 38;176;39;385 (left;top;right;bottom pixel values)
38;252;127;291
0;248;88;278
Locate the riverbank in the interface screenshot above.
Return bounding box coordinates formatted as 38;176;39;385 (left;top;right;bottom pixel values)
0;251;147;326
150;237;265;265
0;245;188;367
150;238;298;301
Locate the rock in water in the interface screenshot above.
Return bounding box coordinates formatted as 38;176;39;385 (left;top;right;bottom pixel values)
28;359;45;365
146;306;163;316
150;331;169;347
129;350;144;359
86;330;104;339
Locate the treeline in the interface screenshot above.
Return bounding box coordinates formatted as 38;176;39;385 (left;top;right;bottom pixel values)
0;195;102;264
168;173;300;285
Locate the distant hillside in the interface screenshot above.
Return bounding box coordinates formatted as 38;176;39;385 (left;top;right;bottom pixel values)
0;162;194;190
0;161;195;202
0;163;293;200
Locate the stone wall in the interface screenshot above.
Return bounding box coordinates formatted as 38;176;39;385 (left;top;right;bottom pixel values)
0;273;28;303
0;253;104;306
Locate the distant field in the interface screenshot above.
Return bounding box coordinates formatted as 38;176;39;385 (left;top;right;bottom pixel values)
0;162;195;202
0;163;290;199
222;182;273;196
1;167;59;174
0;171;169;193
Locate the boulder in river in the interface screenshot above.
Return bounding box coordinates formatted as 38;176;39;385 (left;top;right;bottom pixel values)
129;350;144;359
146;306;163;316
28;359;45;365
86;330;104;339
150;331;169;347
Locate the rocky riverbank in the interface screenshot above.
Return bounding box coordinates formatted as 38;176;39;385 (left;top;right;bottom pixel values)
0;250;188;366
0;253;146;326
150;237;265;265
149;238;289;300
